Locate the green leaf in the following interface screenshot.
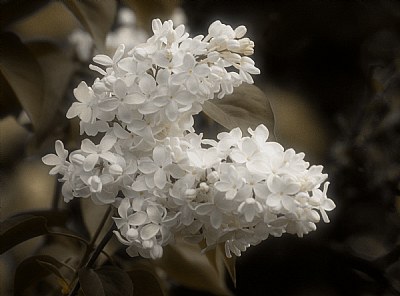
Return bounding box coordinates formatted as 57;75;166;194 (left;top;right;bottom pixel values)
0;0;49;28
62;0;117;51
202;84;276;139
0;210;69;254
0;215;48;254
0;32;44;131
127;263;165;296
155;240;232;295
14;255;66;295
27;41;75;140
79;266;134;296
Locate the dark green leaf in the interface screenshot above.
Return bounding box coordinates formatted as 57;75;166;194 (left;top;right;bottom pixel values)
62;0;117;51
0;215;48;254
0;0;49;28
0;32;44;131
203;84;276;139
14;255;66;295
27;41;75;140
79;266;133;296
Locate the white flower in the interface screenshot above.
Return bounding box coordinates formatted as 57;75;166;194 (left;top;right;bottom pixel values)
45;17;335;260
81;135;117;171
66;82;98;123
214;165;244;200
42;140;69;175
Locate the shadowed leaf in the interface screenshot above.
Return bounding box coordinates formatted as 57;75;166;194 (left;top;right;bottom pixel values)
79;266;133;296
62;0;117;51
155;240;232;295
14;255;66;295
0;0;49;28
218;244;237;288
27;41;75;140
203;84;275;139
127;264;165;296
0;32;44;131
123;0;179;32
0;210;69;254
0;215;48;254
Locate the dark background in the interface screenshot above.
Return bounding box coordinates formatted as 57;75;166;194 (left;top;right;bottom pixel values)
180;1;400;295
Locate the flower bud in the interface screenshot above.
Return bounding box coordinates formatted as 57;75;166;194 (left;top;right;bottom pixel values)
199;182;209;193
126;228;139;240
109;164;123;175
88;175;102;193
234;25;247;38
207;171;219;184
185;189;197;199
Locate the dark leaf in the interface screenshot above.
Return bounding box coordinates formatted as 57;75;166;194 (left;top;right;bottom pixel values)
218;244;237;288
127;262;165;296
62;0;117;51
14;255;66;295
27;41;75;140
79;266;133;296
0;210;69;254
123;0;178;32
0;71;22;119
0;32;44;131
0;215;48;254
155;241;232;295
0;0;49;28
202;84;276;139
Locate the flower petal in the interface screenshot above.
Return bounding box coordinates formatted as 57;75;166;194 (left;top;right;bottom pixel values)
140;223;160;240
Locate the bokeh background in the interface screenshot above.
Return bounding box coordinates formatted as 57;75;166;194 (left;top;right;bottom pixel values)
1;1;400;295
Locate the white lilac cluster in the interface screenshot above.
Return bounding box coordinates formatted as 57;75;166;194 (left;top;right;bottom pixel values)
43;19;335;259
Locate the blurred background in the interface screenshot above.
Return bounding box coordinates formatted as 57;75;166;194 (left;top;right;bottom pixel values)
1;0;400;295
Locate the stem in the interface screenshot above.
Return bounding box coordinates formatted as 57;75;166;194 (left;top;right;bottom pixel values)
48;231;90;246
67;206;113;296
86;223;115;268
90;206;112;250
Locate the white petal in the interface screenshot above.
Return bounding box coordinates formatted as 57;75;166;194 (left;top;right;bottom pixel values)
165;101;178;121
125;93;145;104
81;139;97;153
140;223;160;240
138;159;157;174
100;135;117;151
118;198;130;218
210;211;222;229
118;106;133;123
42;154;60;166
128;211;147;226
66;103;81;119
83;154;99;171
93;54;113;66
114;79;127;98
153;146;166;166
73;82;91;103
139;75;156;94
98;99;119;111
154;168;167;189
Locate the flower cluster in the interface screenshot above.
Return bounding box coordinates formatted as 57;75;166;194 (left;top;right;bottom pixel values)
43;19;335;259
